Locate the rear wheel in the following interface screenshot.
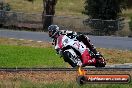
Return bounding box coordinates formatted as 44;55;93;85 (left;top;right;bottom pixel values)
95;58;106;67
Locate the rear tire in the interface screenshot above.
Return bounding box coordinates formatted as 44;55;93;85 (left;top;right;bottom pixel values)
95;58;106;67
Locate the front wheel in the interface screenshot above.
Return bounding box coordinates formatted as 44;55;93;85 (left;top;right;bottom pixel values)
63;49;80;67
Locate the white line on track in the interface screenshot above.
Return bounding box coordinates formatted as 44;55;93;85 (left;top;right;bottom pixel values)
28;40;34;42
9;38;15;40
37;41;43;43
19;39;24;41
9;37;44;43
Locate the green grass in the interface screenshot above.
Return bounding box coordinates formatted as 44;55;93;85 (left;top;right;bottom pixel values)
2;0;132;20
1;80;131;88
34;82;132;88
56;0;85;16
0;38;132;67
0;44;64;68
6;0;43;13
122;9;132;18
5;0;132;17
98;48;132;64
5;0;85;16
0;39;131;88
0;44;132;67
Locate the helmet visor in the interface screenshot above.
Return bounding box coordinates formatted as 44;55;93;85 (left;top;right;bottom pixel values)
48;31;52;37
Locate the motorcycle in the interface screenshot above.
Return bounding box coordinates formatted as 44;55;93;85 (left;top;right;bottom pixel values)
54;32;106;67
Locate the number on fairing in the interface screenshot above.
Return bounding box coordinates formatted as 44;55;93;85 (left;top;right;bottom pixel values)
73;42;84;49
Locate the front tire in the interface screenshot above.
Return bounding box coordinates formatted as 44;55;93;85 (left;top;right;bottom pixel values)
63;49;78;67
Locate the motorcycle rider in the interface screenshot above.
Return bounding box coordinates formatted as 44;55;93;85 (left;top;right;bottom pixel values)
48;25;97;67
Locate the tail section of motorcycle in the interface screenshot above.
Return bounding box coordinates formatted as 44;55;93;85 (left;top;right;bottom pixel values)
89;50;106;67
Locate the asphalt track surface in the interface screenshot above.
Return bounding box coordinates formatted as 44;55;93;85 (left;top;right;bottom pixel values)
0;29;132;50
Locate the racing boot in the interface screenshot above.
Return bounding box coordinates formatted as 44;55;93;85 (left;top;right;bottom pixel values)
81;50;96;66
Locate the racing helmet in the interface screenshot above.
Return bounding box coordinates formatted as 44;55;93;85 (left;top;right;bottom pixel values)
48;25;59;38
